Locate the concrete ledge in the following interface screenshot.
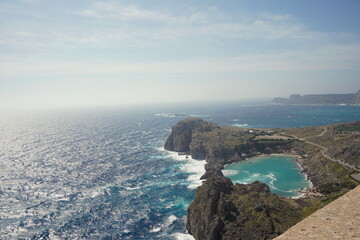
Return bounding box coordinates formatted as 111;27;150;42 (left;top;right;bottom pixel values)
276;185;360;240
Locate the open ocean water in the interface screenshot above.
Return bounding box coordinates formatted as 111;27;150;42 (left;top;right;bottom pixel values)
1;103;360;239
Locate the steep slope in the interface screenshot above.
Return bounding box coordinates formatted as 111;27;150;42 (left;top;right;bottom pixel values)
187;175;305;240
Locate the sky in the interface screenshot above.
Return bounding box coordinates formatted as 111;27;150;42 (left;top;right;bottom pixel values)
1;0;360;109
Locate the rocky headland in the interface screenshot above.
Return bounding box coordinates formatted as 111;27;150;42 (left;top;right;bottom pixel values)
272;90;360;105
165;118;360;240
187;175;307;240
165;118;294;179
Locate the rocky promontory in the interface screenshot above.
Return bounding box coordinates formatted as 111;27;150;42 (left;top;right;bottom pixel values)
187;175;306;240
164;118;206;153
165;118;360;240
272;90;360;105
165;118;294;179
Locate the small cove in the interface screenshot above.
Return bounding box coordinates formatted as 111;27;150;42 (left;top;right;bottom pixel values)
223;155;311;198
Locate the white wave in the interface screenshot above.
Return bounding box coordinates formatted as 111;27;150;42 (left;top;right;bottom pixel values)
166;215;177;224
173;233;195;240
157;148;206;190
180;159;206;190
150;215;178;233
155;113;189;118
253;173;261;178
189;114;209;118
274;188;297;193
291;189;308;199
231;172;275;186
150;227;162;233
266;173;278;189
124;186;142;191
222;169;238;176
231;123;248;127
155;113;175;118
267;173;277;182
241;173;262;183
150;154;168;159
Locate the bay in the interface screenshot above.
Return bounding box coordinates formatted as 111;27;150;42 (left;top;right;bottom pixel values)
223;155;311;198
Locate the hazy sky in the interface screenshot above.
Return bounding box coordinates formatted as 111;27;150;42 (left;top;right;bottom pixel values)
1;0;360;109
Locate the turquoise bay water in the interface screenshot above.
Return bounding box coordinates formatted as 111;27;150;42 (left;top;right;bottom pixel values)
223;155;311;198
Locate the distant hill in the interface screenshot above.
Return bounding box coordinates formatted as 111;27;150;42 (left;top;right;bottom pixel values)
272;90;360;105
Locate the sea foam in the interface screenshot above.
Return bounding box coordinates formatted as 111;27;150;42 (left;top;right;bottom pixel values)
150;215;178;233
222;169;238;176
231;123;249;127
173;233;195;240
158;148;206;190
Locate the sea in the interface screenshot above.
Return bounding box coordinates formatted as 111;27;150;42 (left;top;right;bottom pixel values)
1;103;360;239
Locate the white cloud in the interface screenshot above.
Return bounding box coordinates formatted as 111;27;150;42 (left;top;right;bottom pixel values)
0;0;337;52
0;1;359;79
17;0;39;4
76;2;171;21
71;1;319;46
1;43;359;79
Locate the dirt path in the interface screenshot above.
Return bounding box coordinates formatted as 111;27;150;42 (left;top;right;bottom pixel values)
284;127;360;173
301;126;328;140
318;126;328;137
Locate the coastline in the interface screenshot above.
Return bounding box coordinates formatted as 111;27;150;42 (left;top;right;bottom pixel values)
269;153;301;158
268;154;320;199
268;153;323;199
166;115;360;240
273;154;316;199
164;138;320;200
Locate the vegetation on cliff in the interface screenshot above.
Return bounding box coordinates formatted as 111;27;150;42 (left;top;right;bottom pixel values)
187;175;307;240
283;121;360;173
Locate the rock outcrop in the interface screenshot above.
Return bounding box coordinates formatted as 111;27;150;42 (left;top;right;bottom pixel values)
272;90;360;105
355;90;360;105
164;118;205;152
187;175;305;240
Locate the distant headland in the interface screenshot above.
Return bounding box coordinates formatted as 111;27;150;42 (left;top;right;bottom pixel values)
272;90;360;105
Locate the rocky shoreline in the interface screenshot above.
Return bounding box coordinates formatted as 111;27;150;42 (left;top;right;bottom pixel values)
165;118;359;240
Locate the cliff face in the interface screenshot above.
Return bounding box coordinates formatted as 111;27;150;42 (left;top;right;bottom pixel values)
187;175;304;240
355;90;360;105
164;118;205;152
186;176;233;240
272;91;360;105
